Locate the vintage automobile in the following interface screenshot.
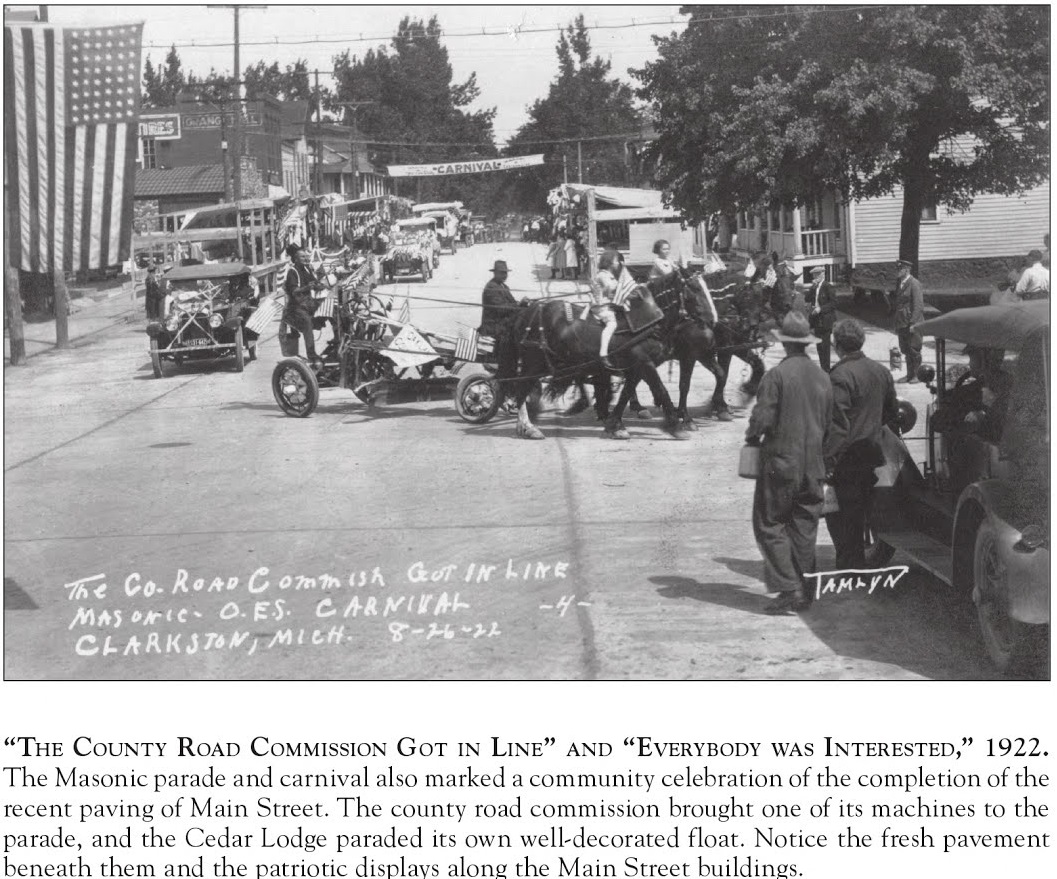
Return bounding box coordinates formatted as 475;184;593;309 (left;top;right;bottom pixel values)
395;217;441;268
145;262;260;377
869;300;1049;675
381;233;432;283
413;202;462;254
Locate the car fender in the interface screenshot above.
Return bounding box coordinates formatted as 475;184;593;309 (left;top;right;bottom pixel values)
955;480;1049;625
223;316;243;332
145;321;167;338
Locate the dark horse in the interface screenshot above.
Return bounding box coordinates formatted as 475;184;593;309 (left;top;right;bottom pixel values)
497;271;708;440
674;271;769;425
592;270;766;430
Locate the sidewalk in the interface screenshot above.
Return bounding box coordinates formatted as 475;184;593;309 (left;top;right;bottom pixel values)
4;282;144;366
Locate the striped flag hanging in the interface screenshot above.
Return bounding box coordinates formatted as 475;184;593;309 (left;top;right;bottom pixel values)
612;267;640;307
455;329;479;363
398;296;410;324
4;20;144;274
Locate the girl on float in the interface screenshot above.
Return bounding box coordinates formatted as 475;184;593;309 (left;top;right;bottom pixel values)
592;250;638;369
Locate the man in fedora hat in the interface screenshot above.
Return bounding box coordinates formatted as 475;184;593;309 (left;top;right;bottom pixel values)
478;259;523;340
888;258;924;382
746;311;833;614
805;266;837;371
282;242;325;366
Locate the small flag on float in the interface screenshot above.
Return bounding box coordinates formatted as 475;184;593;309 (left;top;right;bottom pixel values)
455;329;479;362
244;297;280;334
398;296;410;324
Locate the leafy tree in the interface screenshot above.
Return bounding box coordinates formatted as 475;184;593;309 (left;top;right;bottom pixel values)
636;5;1050;271
331;16;498;210
244;58;314;109
504;16;645;212
141;44;187;108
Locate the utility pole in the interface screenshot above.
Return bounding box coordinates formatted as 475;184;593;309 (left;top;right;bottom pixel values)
336;101;374;200
314;70;322;196
577;140;583;184
209;6;265;201
563;153;568;185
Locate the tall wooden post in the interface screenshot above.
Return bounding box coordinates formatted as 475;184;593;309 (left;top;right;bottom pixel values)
4;182;27;365
585;187;598;282
53;271;70;348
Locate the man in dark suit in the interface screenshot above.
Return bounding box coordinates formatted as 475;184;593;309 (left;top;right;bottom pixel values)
478;260;520;339
888;258;924;382
746;311;834;614
144;262;164;320
805;266;838;371
769;259;796;323
283;243;323;365
823;319;899;570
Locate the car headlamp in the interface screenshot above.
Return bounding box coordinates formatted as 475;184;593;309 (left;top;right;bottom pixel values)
165;315;180;332
209;313;224;329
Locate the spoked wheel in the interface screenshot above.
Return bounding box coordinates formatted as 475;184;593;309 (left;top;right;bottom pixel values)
973;520;1046;676
272;357;319;417
455;373;502;424
149;338;164;378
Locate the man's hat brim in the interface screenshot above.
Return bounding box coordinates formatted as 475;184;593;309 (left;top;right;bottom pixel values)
772;328;821;344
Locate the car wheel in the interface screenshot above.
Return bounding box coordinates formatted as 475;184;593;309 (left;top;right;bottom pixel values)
234;325;245;373
149;338;164;378
973;520;1046;675
455;373;502;424
272;357;319;417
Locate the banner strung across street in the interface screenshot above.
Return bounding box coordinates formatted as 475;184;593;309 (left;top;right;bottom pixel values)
4;21;144;273
387;154;545;178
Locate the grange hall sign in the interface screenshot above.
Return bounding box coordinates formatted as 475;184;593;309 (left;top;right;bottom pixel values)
387;154;545;178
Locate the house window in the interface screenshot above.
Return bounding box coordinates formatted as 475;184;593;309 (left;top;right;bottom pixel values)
921;200;939;222
141;137;157;170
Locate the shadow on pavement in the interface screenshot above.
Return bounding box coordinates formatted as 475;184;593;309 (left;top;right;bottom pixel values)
688;555;1003;679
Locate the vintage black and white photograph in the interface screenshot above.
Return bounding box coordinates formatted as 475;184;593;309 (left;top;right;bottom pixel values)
3;4;1050;680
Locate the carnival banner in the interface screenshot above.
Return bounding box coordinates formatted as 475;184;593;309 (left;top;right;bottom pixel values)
387;154;545;178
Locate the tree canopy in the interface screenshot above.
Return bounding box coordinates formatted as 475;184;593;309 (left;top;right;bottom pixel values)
141;45;187;108
636;4;1050;267
331;16;499;209
505;15;645;211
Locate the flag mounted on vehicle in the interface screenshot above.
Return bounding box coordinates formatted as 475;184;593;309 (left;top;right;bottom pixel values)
455;329;479;363
4;20;144;273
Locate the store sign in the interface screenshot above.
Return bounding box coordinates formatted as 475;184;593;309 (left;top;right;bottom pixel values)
182;110;262;131
387;154;545;178
138;114;181;140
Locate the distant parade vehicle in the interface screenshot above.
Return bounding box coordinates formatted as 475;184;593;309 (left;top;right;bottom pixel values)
393;217;441;269
146;262;262;378
412;202;463;255
869;301;1050;676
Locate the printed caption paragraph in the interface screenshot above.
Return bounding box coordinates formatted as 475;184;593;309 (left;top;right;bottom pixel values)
2;735;1052;879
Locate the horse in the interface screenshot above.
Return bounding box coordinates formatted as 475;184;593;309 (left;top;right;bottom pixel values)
496;271;701;440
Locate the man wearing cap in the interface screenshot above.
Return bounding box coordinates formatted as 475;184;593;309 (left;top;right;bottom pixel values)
888;258;924;382
746;312;833;614
283;243;324;365
144;262;164;320
805;266;838;371
823;319;899;570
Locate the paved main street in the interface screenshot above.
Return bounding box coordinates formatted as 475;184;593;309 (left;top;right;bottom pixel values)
4;242;1000;680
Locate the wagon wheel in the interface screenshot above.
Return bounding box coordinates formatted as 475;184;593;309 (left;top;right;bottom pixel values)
272;358;319;417
149;338;164;378
455;372;502;424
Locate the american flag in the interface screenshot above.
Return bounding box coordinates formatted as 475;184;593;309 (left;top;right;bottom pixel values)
398;296;410;324
4;21;143;273
455;329;479;362
612;267;640;307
